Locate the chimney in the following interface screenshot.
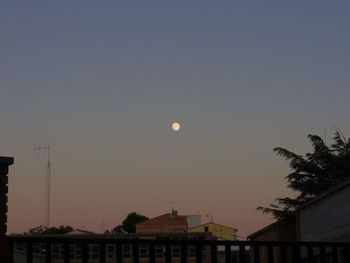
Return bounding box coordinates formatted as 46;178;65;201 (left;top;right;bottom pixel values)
171;209;178;217
0;157;14;236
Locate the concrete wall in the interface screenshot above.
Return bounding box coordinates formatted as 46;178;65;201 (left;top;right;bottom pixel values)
299;183;350;241
186;215;200;229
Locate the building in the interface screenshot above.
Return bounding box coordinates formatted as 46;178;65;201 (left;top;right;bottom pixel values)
189;222;241;263
248;218;296;242
247;179;350;262
136;210;200;234
66;229;97;235
188;222;238;241
13;232;213;263
296;180;350;262
247;218;296;263
13;211;209;263
0;157;14;263
297;179;350;242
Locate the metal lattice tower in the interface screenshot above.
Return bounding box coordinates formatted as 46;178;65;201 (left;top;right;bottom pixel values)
36;144;51;227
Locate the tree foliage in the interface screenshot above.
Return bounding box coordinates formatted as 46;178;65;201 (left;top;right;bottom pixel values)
28;225;73;235
257;131;350;221
111;225;125;234
111;212;148;234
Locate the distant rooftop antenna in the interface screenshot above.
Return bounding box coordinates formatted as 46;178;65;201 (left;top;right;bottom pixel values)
101;219;105;233
205;213;210;222
35;143;52;227
170;200;175;213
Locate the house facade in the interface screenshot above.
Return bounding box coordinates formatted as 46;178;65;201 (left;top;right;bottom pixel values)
247;218;296;263
188;222;238;241
136;211;189;234
13;232;213;263
297;179;350;242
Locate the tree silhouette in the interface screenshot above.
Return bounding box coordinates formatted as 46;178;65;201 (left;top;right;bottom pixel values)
257;130;350;221
28;225;73;235
111;212;148;234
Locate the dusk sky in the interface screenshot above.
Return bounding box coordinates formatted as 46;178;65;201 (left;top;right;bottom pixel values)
1;1;350;238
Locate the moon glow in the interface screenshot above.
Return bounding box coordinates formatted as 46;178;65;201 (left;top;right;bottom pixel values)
171;122;181;131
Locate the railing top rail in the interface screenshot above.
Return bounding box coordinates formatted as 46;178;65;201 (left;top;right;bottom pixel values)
6;235;350;246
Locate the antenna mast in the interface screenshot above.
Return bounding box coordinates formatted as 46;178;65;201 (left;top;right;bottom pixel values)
36;144;52;227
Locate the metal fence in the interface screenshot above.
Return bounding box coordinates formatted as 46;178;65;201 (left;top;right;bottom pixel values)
6;236;350;263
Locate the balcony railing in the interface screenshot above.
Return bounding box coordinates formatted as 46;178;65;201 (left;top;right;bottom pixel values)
6;236;350;263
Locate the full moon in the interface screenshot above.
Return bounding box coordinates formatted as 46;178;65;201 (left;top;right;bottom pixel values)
171;122;181;131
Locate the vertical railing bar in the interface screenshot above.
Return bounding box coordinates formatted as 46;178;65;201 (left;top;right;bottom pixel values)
280;245;287;263
165;241;171;263
267;245;273;263
45;241;52;263
116;240;123;263
10;238;350;263
292;244;300;263
319;245;326;263
344;244;350;263
253;245;259;263
331;245;338;263
211;244;217;263
181;241;187;263
99;240;106;263
26;241;33;263
196;242;202;263
225;244;231;263
132;240;139;263
292;244;296;263
63;241;70;263
307;246;314;263
149;243;155;263
8;240;14;263
239;244;246;263
82;241;88;263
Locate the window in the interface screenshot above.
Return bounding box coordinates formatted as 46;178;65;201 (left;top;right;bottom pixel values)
15;243;24;252
106;244;115;260
88;244;99;260
69;244;75;259
188;246;197;258
52;244;64;261
155;245;164;258
123;244;132;259
33;243;45;255
75;244;82;260
172;245;181;258
171;236;181;258
67;243;82;260
204;226;209;232
188;236;197;258
139;245;148;259
198;236;206;259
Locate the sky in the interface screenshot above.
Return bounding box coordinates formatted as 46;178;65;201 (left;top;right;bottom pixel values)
1;1;350;238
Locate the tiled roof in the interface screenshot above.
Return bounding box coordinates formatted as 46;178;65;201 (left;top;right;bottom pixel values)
297;179;350;211
136;214;187;227
67;229;97;235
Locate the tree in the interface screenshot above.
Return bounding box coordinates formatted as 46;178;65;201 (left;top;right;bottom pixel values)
111;225;125;234
111;212;148;234
28;225;73;235
257;130;350;221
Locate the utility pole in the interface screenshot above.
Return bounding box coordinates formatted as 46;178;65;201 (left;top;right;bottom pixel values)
36;144;51;227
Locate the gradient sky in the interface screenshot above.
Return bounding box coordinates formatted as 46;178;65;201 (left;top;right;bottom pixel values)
1;1;350;238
